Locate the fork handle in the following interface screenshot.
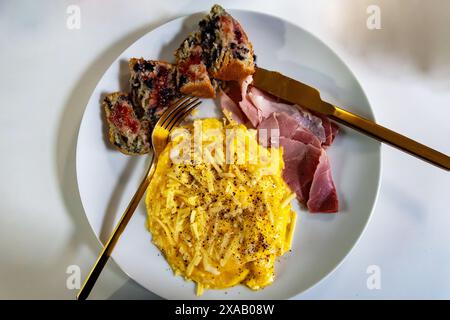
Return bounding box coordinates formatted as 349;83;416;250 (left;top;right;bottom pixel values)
329;104;450;171
77;157;156;300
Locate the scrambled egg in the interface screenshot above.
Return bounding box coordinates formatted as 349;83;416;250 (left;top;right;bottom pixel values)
145;117;296;295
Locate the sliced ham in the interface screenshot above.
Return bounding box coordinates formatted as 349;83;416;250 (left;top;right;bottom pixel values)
258;113;280;133
223;80;338;146
218;77;340;213
248;87;327;143
257;112;302;147
294;107;327;144
277;113;322;148
315;113;339;147
280;138;338;212
307;150;339;213
257;113;279;148
258;113;321;148
239;98;260;128
238;76;261;127
331;122;339;144
219;89;247;125
317;113;333;147
291;127;322;148
248;87;292;118
279;137;322;203
275;112;301;139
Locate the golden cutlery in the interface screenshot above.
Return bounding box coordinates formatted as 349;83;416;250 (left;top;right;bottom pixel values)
77;96;201;300
253;67;450;171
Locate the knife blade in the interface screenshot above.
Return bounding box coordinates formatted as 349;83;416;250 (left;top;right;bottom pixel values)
253;67;335;115
252;67;450;171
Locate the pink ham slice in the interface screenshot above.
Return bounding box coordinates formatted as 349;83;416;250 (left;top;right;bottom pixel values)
292;127;322;148
276;112;303;139
258;113;321;148
279;137;322;203
256;113;279;147
220;79;338;147
219;78;340;213
219;89;247;125
280;138;339;212
277;113;322;148
331;122;339;144
307;150;339;213
238;76;261;127
315;113;339;147
248;87;290;118
248;87;327;143
317;113;333;147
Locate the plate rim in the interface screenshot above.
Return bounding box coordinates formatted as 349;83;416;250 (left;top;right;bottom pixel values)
75;8;382;299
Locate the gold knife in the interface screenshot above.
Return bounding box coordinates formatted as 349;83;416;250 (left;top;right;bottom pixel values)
253;67;450;171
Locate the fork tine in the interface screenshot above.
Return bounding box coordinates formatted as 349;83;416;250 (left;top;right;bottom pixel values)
167;101;202;132
157;96;192;128
161;96;193;127
160;96;198;128
163;97;199;129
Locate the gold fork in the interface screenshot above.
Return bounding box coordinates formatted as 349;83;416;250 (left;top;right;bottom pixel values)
77;96;201;300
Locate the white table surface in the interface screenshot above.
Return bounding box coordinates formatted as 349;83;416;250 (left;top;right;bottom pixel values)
1;0;449;299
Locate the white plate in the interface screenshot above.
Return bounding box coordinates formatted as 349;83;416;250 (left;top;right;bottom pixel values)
76;9;381;299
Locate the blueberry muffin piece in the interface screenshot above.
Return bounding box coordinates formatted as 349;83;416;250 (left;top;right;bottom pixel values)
103;92;151;155
129;58;180;118
198;4;255;81
175;33;216;98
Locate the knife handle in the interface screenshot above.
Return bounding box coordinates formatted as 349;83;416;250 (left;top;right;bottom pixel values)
329;105;450;171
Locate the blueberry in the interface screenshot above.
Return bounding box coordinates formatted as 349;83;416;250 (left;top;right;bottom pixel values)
159;88;174;106
213;16;220;27
179;74;188;87
207;47;219;68
133;62;141;72
158;66;168;78
104;97;113;109
234;29;242;42
144;78;153;89
133;104;145;119
233;50;245;61
144;62;154;72
187;37;196;47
